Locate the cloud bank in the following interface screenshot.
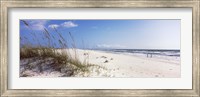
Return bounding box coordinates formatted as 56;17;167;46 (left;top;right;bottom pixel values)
61;21;78;28
96;44;126;49
48;21;78;29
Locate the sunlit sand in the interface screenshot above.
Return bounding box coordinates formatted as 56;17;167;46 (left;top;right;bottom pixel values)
70;49;180;77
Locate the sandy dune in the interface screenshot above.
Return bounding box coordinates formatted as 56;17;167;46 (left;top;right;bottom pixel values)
20;49;180;78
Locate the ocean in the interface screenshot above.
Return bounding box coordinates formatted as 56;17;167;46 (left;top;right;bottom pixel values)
96;49;180;59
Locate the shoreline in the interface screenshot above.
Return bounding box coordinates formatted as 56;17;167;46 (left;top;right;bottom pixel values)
90;49;180;65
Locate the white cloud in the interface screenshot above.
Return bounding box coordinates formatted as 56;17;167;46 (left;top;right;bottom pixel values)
96;44;126;49
61;21;78;28
48;24;60;29
24;20;78;31
26;20;48;30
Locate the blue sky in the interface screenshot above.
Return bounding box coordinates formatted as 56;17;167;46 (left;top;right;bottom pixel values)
20;19;180;49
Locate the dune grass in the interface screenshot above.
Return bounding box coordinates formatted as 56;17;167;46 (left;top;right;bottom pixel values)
20;20;89;76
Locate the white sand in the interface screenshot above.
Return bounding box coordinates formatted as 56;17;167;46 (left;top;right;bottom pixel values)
71;49;180;78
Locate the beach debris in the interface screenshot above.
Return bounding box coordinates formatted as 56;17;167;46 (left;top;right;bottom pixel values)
96;57;98;59
83;53;89;56
169;69;173;70
110;58;113;60
155;75;159;77
101;56;107;58
104;60;109;63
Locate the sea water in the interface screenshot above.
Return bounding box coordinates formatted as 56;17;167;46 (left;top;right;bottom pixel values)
97;49;180;61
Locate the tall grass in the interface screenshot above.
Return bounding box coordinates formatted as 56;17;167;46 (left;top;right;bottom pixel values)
20;20;88;76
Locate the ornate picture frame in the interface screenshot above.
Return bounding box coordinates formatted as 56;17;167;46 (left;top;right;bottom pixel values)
1;0;199;97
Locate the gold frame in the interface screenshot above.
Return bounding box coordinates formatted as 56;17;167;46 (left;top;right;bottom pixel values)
0;0;199;97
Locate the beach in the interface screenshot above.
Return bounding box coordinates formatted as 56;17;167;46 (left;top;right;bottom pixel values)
20;49;180;78
70;49;180;78
20;20;181;78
